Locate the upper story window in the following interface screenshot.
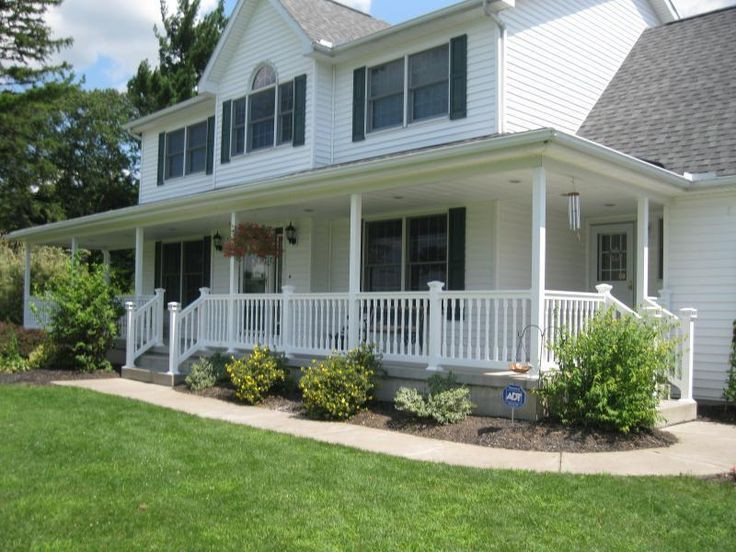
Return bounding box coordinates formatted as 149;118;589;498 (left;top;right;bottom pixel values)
165;128;185;179
157;116;215;185
353;35;466;142
227;64;305;156
186;121;208;175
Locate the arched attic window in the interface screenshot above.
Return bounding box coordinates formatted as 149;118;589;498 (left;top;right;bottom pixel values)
252;64;277;90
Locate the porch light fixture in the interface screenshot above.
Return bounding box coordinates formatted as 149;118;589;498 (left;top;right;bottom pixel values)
285;222;297;246
213;231;224;252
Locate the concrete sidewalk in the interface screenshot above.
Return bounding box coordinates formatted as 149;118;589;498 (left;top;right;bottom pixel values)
54;378;736;476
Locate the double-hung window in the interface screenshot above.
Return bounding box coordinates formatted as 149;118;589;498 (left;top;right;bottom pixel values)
408;45;449;122
278;82;294;144
367;58;405;132
363;214;449;292
185;121;208;175
231;97;247;156
165;128;185;179
248;87;276;151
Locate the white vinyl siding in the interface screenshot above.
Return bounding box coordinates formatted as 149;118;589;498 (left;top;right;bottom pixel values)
667;194;736;401
331;17;497;164
138;101;215;204
504;0;660;134
214;0;313;189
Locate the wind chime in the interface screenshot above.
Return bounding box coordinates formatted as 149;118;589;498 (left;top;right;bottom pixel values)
566;177;581;239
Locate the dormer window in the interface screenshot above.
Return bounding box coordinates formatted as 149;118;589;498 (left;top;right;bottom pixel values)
252;65;276;90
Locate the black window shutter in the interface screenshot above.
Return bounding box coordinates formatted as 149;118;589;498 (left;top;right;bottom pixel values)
206;116;215;175
157;133;166;185
202;236;211;288
352;67;366;142
154;241;162;289
293;74;307;146
221;100;232;164
447;207;466;291
450;35;468;120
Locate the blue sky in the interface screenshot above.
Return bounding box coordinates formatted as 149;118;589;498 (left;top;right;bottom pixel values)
44;0;734;91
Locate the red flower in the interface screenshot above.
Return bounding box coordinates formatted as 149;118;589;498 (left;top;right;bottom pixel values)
223;223;281;260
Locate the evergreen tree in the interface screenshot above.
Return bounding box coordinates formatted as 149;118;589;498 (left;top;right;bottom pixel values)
127;0;227;116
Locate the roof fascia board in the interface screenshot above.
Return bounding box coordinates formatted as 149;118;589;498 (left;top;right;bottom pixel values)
124;94;215;132
199;0;314;93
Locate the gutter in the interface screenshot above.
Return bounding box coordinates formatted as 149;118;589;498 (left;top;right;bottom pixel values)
123;93;215;133
483;0;509;134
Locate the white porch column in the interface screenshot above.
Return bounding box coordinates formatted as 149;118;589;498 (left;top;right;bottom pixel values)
70;237;79;259
134;227;144;297
228;212;239;351
636;196;649;306
530;167;546;373
102;249;111;284
23;242;31;327
348;194;362;348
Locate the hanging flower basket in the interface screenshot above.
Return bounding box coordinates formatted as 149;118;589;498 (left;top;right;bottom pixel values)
223;223;280;260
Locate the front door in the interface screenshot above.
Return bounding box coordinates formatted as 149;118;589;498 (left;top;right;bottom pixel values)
590;223;635;307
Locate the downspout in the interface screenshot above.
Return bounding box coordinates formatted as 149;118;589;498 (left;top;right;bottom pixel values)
483;0;506;134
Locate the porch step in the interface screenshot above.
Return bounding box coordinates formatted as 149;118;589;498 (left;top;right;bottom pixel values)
120;350;191;388
656;399;698;427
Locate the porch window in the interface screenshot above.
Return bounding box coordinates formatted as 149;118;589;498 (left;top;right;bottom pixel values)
165;128;185;179
248;88;276;151
277;82;294;144
231;97;247;156
407;214;448;290
363;214;449;292
367;58;404;132
408;45;449;122
185;121;208;175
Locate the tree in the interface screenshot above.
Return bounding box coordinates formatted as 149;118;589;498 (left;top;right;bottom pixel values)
127;0;227;116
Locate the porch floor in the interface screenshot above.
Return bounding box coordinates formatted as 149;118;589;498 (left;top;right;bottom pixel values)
54;379;729;476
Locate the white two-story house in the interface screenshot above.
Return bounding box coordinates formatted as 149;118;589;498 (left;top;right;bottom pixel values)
11;0;736;415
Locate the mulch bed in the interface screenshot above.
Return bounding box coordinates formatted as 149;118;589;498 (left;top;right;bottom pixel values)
0;368;119;386
179;383;677;453
698;404;736;426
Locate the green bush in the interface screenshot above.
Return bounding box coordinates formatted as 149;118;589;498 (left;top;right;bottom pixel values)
43;255;122;372
186;353;229;391
0;240;69;325
0;336;30;374
395;372;474;425
537;308;677;433
299;344;380;420
227;346;287;404
725;321;736;406
0;322;45;357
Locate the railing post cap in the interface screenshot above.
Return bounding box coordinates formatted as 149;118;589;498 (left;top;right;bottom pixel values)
427;281;445;291
281;285;295;294
168;302;181;312
124;301;136;311
679;307;698;320
595;284;613;295
199;287;211;296
154;288;165;295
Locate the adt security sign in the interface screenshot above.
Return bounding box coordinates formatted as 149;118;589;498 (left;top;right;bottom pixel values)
502;385;526;409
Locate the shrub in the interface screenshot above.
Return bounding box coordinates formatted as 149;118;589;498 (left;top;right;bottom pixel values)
0;240;69;325
186;353;230;391
27;341;55;371
395;372;474;425
0;336;30;374
227;346;287;404
299;344;380;420
725;321;736;407
43;255;122;372
536;308;677;433
0;322;45;358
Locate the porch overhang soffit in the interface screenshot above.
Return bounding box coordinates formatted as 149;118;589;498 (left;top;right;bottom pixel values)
6;129;692;246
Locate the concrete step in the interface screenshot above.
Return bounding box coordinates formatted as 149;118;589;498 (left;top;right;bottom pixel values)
657;399;698;427
121;366;185;386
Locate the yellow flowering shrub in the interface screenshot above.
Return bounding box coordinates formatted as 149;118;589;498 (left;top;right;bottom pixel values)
226;346;287;404
299;345;380;420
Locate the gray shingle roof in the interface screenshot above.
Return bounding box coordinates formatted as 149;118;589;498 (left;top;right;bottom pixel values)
280;0;390;46
578;7;736;177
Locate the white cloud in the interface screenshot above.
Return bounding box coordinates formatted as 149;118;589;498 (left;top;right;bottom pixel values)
674;0;736;16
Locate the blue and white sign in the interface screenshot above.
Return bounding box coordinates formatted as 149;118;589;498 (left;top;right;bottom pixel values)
502;385;526;409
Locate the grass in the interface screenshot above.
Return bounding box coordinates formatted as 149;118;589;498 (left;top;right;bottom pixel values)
0;386;734;551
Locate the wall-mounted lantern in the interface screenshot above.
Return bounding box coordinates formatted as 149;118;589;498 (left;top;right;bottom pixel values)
285;222;297;246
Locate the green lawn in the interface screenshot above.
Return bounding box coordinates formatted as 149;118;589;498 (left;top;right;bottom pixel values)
1;386;734;551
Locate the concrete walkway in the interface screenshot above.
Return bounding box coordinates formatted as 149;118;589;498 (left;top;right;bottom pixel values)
54;378;736;477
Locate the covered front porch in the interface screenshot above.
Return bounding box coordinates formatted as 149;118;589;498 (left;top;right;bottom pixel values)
14;130;697;405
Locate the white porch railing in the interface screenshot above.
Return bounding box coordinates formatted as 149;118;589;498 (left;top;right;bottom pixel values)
117;294;156;338
24;297;53;329
122;290;165;369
